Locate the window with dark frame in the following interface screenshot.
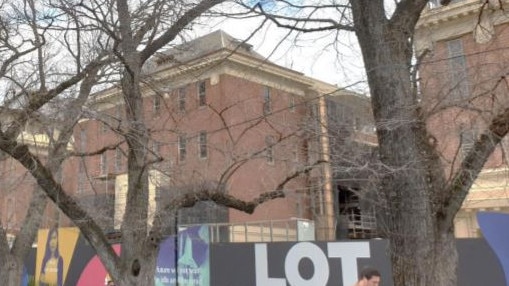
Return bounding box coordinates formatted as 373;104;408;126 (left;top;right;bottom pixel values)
100;152;108;175
199;131;207;159
293;143;300;162
198;81;206;107
266;135;275;164
178;87;186;112
446;38;470;101
153;141;160;155
78;161;86;194
115;104;123;119
263;86;271;115
101;121;108;133
310;179;324;216
327;100;337;119
6;197;15;228
178;134;187;162
460;129;476;158
354;117;362;131
289;95;296;112
153;94;161;114
115;147;123;172
80;129;87;151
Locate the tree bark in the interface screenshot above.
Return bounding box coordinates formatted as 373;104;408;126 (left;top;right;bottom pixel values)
0;254;23;286
351;1;457;285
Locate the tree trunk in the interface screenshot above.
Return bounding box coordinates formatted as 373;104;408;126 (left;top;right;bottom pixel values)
116;249;158;286
0;255;23;286
116;0;156;277
351;1;458;285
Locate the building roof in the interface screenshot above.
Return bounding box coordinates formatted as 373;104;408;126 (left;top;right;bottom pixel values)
153;30;265;68
95;30;361;105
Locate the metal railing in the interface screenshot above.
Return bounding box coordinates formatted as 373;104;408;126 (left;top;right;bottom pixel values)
182;218;315;243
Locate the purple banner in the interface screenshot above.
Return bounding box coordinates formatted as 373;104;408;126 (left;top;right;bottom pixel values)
156;226;210;286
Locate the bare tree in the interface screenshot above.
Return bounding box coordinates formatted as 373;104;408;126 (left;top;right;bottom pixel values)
0;1;331;285
240;0;509;285
0;0;109;284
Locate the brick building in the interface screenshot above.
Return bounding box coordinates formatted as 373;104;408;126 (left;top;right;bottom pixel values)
0;30;376;242
416;0;509;237
71;30;377;241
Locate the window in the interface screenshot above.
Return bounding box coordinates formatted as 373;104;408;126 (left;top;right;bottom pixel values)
446;39;469;100
101;121;108;133
293;143;300;163
289;95;296;112
428;0;441;8
115;148;123;172
80;130;87;151
460;129;476;158
178;134;187;162
77;161;86;194
263;86;271;115
429;0;462;8
198;81;206;107
327;100;337;119
6;197;15;228
265;136;275;164
354;117;362;131
152;141;160;155
178;87;186;112
100;152;108;175
310;179;324;215
153;95;161;114
115;104;123;119
199;131;207;159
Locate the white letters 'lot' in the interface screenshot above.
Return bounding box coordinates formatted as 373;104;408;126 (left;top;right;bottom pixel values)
255;242;370;286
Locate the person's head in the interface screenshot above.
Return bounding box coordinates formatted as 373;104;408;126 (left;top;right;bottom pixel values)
49;229;58;252
359;267;381;286
45;228;60;258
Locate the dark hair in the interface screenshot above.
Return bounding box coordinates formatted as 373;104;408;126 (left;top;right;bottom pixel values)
40;227;63;286
360;267;381;280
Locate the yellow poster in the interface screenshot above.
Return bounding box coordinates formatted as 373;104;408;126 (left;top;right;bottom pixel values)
36;227;80;286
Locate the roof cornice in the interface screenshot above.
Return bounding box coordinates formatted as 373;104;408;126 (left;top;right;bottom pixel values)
153;48;314;86
417;0;482;28
92;47;341;104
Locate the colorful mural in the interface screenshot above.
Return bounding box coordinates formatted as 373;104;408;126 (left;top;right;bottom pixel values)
33;226;211;285
20;223;508;285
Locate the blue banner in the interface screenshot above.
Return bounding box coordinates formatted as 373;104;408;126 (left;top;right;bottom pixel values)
478;212;509;286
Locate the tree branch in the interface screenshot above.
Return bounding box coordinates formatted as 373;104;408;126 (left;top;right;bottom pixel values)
69;141;123;157
140;0;227;63
160;159;325;218
4;57;112;139
254;3;355;32
390;0;429;30
0;138;121;280
442;107;509;230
